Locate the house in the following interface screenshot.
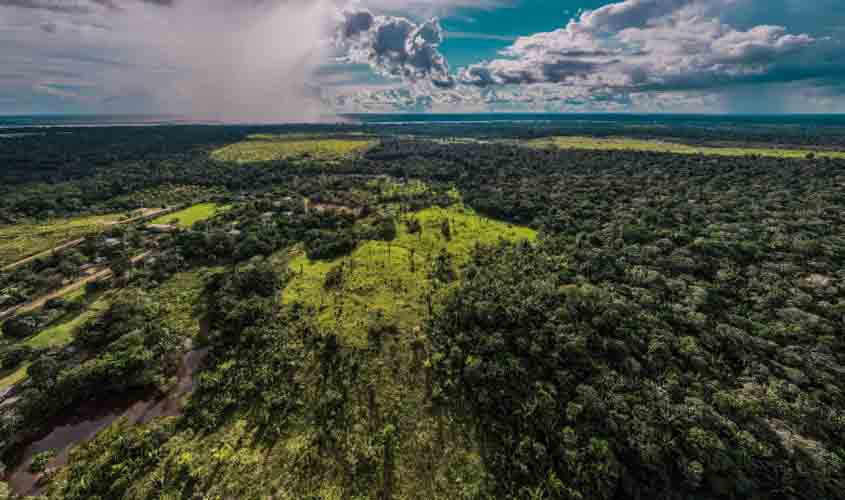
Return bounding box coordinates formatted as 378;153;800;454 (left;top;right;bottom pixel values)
146;223;178;234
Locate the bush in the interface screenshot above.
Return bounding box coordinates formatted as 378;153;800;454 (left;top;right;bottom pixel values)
45;297;68;310
405;217;422;235
304;231;358;261
1;345;33;369
29;450;56;474
324;263;345;290
2;316;39;339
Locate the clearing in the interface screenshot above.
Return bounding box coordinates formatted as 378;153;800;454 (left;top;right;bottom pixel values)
0;268;214;390
527;136;845;159
2;251;151;320
154;268;222;338
0;295;110;389
283;204;537;346
151;203;227;229
211;135;377;164
0;214;123;268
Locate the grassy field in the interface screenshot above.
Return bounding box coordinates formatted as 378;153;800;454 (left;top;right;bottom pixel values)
283;205;537;347
0;214;123;267
211;135;377;164
153;268;222;338
152;203;227;228
527;136;845;159
23;297;109;350
0;294;111;389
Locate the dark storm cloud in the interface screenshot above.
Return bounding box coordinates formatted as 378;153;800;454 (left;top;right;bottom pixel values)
0;0;172;13
1;0;334;120
0;0;93;14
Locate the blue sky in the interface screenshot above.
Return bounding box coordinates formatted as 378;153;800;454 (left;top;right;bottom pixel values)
440;0;610;66
1;0;844;118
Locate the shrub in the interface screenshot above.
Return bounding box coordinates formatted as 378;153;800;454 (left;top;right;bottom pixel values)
29;450;56;474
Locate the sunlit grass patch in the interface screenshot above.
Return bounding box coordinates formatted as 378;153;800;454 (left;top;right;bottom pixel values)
0;362;29;389
153;267;223;338
24;296;110;350
368;178;432;201
152;203;228;228
283;205;537;346
0;213;123;267
527;136;845;159
0;293;110;389
211;135;377;164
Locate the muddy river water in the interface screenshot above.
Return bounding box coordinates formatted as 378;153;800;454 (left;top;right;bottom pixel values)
5;348;208;497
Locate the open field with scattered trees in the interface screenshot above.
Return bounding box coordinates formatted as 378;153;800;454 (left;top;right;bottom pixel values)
211;134;377;164
0;214;122;268
284;204;537;346
528;135;845;158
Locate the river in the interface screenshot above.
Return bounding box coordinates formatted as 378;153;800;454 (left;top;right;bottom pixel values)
4;348;208;497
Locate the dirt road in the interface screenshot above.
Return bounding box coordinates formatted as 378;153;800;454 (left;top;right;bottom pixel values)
1;238;86;273
0;251;151;320
1;207;172;273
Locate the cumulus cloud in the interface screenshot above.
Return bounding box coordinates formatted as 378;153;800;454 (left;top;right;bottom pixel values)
335;8;454;89
457;0;817;94
1;0;841;115
327;0;833;113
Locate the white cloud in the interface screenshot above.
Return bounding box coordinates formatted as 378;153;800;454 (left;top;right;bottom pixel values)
1;0;841;115
334;7;454;88
457;0;816;92
334;0;841;113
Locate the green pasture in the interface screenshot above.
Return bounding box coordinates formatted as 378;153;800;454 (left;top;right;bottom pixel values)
0;214;122;267
211;135;377;164
283;205;537;346
152;203;228;228
527;136;845;159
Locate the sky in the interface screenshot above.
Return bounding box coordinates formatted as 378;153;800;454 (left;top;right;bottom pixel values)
1;0;844;119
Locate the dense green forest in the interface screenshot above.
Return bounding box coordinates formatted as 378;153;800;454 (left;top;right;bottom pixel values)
0;123;843;499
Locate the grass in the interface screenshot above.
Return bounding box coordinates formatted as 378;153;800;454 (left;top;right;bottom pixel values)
152;203;228;229
211;135;377;164
23;297;110;350
0;293;111;389
0;363;29;389
283;204;537;346
152;268;222;338
0;213;123;267
102;186;223;212
527;136;845;159
369;178;433;202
